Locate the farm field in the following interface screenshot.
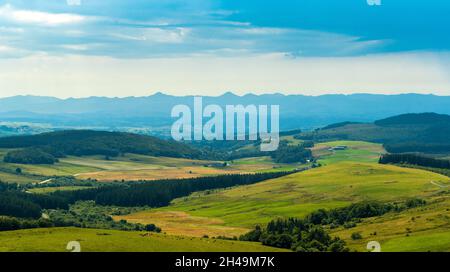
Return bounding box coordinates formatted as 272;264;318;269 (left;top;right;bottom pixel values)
0;227;287;252
119;161;449;236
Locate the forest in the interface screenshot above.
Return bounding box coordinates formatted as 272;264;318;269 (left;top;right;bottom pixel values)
240;200;426;252
0;130;205;160
379;153;450;169
54;171;296;207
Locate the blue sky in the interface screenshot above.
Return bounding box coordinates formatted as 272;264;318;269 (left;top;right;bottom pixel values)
0;0;449;97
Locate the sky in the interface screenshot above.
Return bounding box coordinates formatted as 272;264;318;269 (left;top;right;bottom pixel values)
0;0;449;98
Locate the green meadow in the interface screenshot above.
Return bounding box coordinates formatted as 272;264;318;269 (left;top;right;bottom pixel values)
1;141;449;252
313;141;386;165
27;186;93;194
0;227;288;252
331;197;450;252
124;161;448;232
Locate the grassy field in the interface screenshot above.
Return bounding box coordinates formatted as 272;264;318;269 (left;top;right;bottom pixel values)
0;171;42;184
27;186;93;194
331;196;450;252
0;149;291;182
114;211;250;238
312;141;385;165
119;161;449;238
0;227;288;252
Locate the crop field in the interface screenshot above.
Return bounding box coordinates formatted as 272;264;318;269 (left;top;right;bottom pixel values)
120;161;449;236
0;227;287;252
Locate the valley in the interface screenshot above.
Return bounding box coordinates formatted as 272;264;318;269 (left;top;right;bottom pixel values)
0;113;449;252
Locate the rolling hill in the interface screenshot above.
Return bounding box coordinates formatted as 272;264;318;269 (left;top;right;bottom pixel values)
298;113;450;154
0;130;205;161
118;161;448;232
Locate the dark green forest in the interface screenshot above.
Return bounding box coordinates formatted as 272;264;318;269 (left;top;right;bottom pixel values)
379;153;450;169
240;200;426;252
0;130;205;160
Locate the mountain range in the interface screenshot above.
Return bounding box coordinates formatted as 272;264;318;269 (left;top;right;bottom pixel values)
1;93;450;132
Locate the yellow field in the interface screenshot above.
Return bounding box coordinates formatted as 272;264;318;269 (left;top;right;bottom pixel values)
114;211;249;238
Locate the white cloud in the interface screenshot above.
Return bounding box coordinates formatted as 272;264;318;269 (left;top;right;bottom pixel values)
0;45;15;52
61;44;89;51
0;4;85;26
112;27;191;44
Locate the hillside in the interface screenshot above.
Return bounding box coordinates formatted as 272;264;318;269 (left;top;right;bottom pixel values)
119;161;448;230
298;113;450;154
0;130;204;161
0;227;287;252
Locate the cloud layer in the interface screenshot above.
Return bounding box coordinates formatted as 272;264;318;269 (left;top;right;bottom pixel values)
0;0;449;96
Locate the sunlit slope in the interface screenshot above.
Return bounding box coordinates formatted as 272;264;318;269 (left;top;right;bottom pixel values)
312;141;385;165
124;162;449;230
0;227;288;252
0;150;290;183
331;196;450;252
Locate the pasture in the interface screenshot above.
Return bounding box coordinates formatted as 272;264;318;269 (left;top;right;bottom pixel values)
120;162;449;235
312;141;385;165
0;149;291;183
331;196;450;252
0;227;287;252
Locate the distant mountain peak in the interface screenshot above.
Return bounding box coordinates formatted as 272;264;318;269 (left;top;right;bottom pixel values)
221;91;239;97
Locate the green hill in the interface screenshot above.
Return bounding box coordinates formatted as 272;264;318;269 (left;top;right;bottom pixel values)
120;161;448;231
0;130;205;163
298;113;450;155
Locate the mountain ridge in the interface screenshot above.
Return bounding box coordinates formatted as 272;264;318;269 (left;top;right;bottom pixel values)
2;93;450;130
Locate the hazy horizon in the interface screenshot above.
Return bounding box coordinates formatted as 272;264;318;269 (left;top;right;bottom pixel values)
1;90;449;100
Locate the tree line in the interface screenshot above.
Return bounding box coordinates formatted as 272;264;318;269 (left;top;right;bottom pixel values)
0;181;69;219
1;171;296;221
379;153;450;169
53;171;297;207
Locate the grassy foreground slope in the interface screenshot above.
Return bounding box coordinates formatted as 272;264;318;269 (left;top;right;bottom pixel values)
331;196;450;252
120;162;448;234
0;227;287;252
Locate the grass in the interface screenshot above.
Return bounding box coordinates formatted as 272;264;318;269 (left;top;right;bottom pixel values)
331;196;450;252
121;162;449;235
312;141;385;165
0;171;42;184
0;148;301;182
0;227;288;252
27;186;93;194
114;211;250;238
